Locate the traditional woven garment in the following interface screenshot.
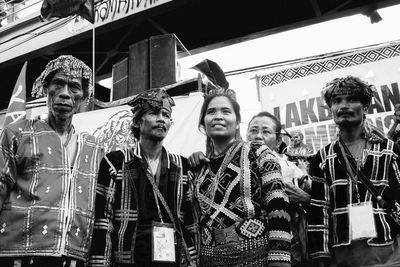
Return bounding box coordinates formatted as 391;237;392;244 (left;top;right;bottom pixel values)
308;135;400;263
89;145;198;267
190;141;291;267
392;130;400;147
0;118;103;261
275;152;310;266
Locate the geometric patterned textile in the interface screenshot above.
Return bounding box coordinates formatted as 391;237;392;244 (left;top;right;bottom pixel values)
258;43;400;88
192;141;292;266
239;218;265;238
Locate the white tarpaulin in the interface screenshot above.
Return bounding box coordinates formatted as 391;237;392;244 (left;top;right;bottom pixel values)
72;92;206;157
257;41;400;152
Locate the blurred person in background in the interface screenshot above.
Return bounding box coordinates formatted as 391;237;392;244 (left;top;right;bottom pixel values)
285;129;314;173
387;103;400;146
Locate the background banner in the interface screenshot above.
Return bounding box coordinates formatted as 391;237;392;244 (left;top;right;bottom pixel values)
72;92;206;157
1;92;205;158
257;41;400;152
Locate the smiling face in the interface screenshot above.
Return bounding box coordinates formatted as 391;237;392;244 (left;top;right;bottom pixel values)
46;70;84;122
331;94;366;127
203;96;239;143
138;108;172;142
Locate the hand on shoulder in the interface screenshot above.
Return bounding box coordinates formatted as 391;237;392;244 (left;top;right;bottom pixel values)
188;151;209;169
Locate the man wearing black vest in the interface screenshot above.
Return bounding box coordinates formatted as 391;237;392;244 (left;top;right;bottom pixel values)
89;89;197;267
308;75;400;267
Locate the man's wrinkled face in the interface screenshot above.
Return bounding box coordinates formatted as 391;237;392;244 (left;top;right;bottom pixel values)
331;94;366;127
138;107;172;141
46;70;84;121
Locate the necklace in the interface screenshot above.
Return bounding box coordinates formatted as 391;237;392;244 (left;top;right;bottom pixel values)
144;152;161;176
196;142;242;214
345;139;367;169
210;140;239;159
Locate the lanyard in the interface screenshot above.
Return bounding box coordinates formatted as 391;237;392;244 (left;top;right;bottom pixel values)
150;161;164;223
126;158;177;228
144;168;176;228
338;141;361;203
338;138;367;204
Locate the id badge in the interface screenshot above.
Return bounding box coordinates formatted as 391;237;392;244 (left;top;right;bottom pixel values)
349;202;377;240
151;221;176;263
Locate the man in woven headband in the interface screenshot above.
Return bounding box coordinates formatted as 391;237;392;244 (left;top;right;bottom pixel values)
322;75;375;110
89;88;198;266
129;88;175;140
0;55;103;267
308;75;400;267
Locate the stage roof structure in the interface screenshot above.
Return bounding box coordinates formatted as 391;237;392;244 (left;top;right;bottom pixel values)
0;0;399;109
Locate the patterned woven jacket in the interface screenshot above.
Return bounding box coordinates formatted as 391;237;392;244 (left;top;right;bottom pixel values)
0;119;104;261
190;141;292;267
88;145;198;267
308;137;400;260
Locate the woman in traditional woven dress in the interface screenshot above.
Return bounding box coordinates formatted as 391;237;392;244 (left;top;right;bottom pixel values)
188;92;292;267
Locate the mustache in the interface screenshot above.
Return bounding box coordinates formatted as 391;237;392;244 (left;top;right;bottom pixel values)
152;124;167;130
54;102;72;106
337;110;353;116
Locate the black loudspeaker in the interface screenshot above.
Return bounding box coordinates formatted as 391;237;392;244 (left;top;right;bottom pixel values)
112;57;128;101
149;34;177;89
128;34;177;97
128;38;149;97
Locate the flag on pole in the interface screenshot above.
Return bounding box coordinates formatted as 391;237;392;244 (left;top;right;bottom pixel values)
40;0;94;24
191;59;229;90
3;61;27;128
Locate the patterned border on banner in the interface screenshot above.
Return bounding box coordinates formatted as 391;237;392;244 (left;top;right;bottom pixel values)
259;43;400;88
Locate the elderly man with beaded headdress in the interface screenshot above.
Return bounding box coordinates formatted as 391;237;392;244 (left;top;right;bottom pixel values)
89;88;198;267
0;55;104;267
308;75;400;267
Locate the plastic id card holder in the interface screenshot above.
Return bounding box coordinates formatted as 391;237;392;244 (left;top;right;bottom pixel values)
151;221;176;263
349;202;377;240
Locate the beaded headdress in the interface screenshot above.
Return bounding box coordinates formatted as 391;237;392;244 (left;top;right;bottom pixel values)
128;88;175;124
31;55;93;98
321;75;375;108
